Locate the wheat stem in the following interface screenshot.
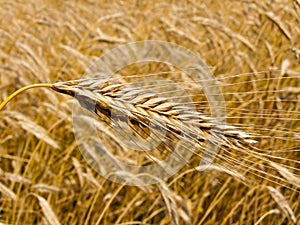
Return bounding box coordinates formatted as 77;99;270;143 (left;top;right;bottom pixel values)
0;83;53;111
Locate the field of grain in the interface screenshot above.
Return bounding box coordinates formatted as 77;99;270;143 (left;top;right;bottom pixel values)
0;0;300;224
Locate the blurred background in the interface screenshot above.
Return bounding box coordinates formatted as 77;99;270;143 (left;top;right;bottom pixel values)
0;0;299;224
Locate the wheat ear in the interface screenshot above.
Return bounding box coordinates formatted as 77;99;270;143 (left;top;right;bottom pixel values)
1;80;299;191
0;80;256;147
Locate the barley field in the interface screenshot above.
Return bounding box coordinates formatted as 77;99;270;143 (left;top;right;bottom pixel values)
0;0;300;224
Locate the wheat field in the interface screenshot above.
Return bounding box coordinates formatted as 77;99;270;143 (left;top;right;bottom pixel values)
0;0;300;224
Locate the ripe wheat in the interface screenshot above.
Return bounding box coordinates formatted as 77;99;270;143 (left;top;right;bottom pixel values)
0;75;299;192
